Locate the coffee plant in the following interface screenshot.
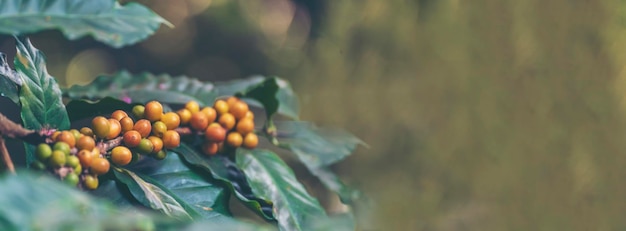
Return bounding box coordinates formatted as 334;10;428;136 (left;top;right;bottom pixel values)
0;1;364;230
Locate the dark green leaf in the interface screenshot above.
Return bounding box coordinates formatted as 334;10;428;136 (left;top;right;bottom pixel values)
14;38;69;165
173;144;275;220
273;121;364;204
106;152;229;220
113;167;195;221
218;76;299;119
0;53;20;104
64;71;218;106
275;121;364;168
236;148;327;231
65;97;134;121
0;0;170;48
0;171;177;231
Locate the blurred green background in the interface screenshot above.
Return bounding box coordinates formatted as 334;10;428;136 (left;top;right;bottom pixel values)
4;0;626;230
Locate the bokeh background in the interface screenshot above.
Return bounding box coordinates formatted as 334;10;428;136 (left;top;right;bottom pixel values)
4;0;626;230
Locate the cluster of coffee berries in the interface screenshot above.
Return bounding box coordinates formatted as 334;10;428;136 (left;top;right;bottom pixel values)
176;97;258;156
33;101;181;190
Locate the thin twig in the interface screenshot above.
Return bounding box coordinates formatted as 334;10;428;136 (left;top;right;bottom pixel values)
0;137;15;174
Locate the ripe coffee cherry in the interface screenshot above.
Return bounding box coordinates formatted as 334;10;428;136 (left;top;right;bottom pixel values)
137;138;154;154
214;100;229;115
106;119;122;139
226;132;243;147
144;101;163;122
226;97;239;109
134;119;152;138
200;107;217;123
36;143;52;161
152;121;167;137
236;118;255;135
148;136;163;153
69;129;82;141
51;131;61;141
177;109;192;125
132;105;145;118
90;157;110;175
53;142;71;156
190;112;210;131
120;117;134;133
92;116;111;139
66;155;80;168
205;123;226;143
218;113;236;130
243;133;259;149
49;150;66;167
77;149;94;167
76;136;95;151
123;130;142;148
162;130;180;149
244;111;254;120
111;146;132;166
185;101;200;114
202;142;219;156
64;173;79;186
111;110;128;121
153;150;167;160
230;101;249;120
80;127;94;137
56;131;76;149
84;174;99;190
161;112;180;130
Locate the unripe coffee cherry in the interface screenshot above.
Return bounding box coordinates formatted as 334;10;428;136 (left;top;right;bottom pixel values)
64;173;79;186
92;116;111;139
229;101;249;120
123;130;142;148
69;129;82;141
56;131;76;149
84;174;99;190
90;157;110;175
218;113;236;130
214;100;229;116
66;155;80;168
133;119;152;138
148;136;163;153
162;130;180;149
152;121;167;137
49;150;66;167
76;136;96;151
36;143;52;161
190;112;210;131
144;101;163;122
153;150;167;160
177;109;192;125
161;112;180;130
185;101;200;114
111;146;132;166
111;110;128;121
243;133;259;149
120;117;134;133
132;105;145;118
205;123;226;143
52;142;71;156
106;119;122;139
236;118;255;135
137;138;154;154
226;132;243;147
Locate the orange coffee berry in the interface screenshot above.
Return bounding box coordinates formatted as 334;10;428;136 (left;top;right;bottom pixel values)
200;107;217;123
190;112;210;131
106;119;122;139
76;136;95;151
111;110;128;121
226;132;243;147
243;133;259;149
161;112;180;130
214;100;229;116
202;142;219;156
111;146;132;166
123;130;142;148
218;113;236;130
133;119;152;138
236;118;255;135
56;131;76;148
185;101;200;114
92;116;111;139
205;123;226;143
148;136;164;153
229;101;249;120
177;109;192;125
144;101;163;122
162;130;181;149
120;117;134;133
90;157;110;175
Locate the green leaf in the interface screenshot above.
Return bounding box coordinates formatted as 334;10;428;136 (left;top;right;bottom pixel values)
275;121;364;168
64;71;218;106
218;76;299;119
236;148;327;231
0;171;175;231
0;53;20;104
65;97;134;121
0;0;170;48
173;144;275;220
14;38;69;165
183;217;277;231
106;152;229;221
273;121;364;203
